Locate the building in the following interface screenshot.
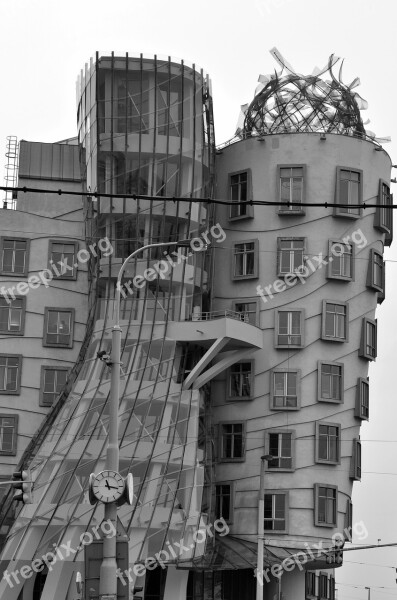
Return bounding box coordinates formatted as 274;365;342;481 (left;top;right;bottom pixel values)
0;51;392;600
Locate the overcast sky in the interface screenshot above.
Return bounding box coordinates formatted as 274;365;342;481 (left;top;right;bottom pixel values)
1;1;397;598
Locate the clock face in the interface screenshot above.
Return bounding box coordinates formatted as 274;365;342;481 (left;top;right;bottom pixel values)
92;470;125;503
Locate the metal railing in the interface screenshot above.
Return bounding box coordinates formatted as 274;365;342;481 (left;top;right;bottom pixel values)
192;309;249;323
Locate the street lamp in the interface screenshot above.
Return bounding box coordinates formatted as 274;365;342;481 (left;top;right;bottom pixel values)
256;454;274;600
98;239;192;600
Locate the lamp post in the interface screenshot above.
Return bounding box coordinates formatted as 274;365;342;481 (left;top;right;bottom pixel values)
99;239;192;600
256;454;274;600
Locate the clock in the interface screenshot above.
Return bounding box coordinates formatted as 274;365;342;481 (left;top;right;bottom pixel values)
91;470;125;504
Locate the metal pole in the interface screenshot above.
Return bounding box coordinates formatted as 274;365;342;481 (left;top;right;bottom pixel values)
99;240;191;600
365;587;370;600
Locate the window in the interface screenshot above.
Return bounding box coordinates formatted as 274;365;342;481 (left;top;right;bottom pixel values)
232;299;259;326
0;355;21;395
264;491;288;532
367;249;384;296
219;423;245;461
375;180;393;238
277;165;305;214
334;167;362;218
49;241;78;280
215;483;232;522
229;171;252;219
319;573;328;599
305;572;316;599
43;308;74;348
345;498;353;537
314;484;337;527
350;439;361;480
318;361;343;403
0;415;18;455
0;297;25;335
329;576;335;600
232;240;258;279
277;238;305;276
355;377;369;420
40;367;69;407
271;369;300;409
275;309;304;348
227;361;253;400
328;240;354;281
267;431;294;470
316;422;340;464
359;317;377;360
0;238;29;276
321;301;348;342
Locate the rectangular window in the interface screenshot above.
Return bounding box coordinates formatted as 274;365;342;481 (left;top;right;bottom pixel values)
267;431;294;470
322;301;348;342
232;299;259;326
0;415;18;454
264;492;288;532
375;180;392;237
329;576;335;600
278;165;305;214
318;361;343;403
43;308;74;348
220;423;245;461
316;422;340;464
230;171;252;219
359;317;377;360
277;238;305;276
305;572;316;599
215;483;232;522
0;355;21;395
350;439;362;480
315;484;337;527
0;238;29;276
355;377;369;420
40;367;69;407
319;573;328;599
0;297;25;335
328;240;353;280
232;240;258;279
49;241;78;280
345;498;353;535
275;309;304;348
334;167;362;218
228;361;253;400
271;369;300;409
367;249;384;295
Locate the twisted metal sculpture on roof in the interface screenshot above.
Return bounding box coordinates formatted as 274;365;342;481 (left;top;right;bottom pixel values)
237;48;390;144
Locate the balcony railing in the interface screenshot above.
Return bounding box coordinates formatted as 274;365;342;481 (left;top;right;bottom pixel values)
191;309;249;323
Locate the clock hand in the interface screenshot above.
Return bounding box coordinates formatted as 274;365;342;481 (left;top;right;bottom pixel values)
105;480;111;490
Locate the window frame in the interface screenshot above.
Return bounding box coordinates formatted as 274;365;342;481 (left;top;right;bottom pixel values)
319;573;328;600
215;481;234;523
334;166;363;219
277;237;306;277
327;239;354;281
350;438;362;481
367;248;384;298
375;179;393;238
317;360;344;404
344;498;353;538
355;377;369;420
305;571;317;599
48;239;79;281
0;296;26;335
43;307;75;349
315;421;341;465
270;368;301;410
232;239;259;280
359;317;377;361
314;483;338;527
226;360;254;401
219;421;246;462
0;237;30;277
39;366;70;407
277;164;306;215
265;429;295;472
0;354;22;395
321;300;349;342
232;298;260;327
275;308;305;349
0;414;18;455
263;490;289;533
229;169;253;221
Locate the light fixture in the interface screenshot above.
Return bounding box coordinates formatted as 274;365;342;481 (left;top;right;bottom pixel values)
257;135;265;142
320;133;326;141
391;178;397;183
374;146;383;151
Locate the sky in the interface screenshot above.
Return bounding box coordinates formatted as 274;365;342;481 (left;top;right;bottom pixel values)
1;1;397;598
